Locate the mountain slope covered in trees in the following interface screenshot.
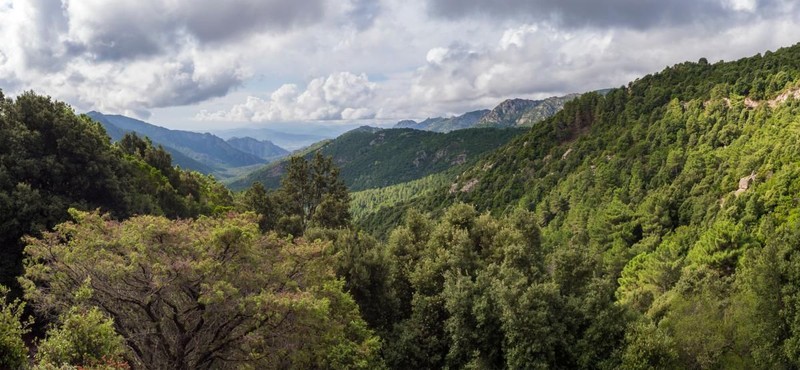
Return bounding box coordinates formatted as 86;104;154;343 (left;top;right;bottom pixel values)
230;126;525;191
0;93;234;292
226;136;289;161
344;43;800;368
0;93;380;369
87;112;276;175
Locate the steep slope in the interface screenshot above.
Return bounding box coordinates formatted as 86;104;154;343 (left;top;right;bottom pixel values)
358;43;800;365
226;137;289;161
394;109;490;132
347;44;800;368
229;127;525;191
87;112;265;172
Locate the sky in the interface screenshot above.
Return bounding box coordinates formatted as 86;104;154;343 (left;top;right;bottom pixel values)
0;0;798;131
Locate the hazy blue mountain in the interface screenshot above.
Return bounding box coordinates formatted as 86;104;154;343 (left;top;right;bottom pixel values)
87;112;265;173
394;109;490;132
214;127;339;150
226;137;289;161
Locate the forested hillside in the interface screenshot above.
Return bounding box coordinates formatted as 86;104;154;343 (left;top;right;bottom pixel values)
342;43;800;368
87;112;271;175
0;92;234;292
0;94;380;369
230;126;525;191
226;136;289;161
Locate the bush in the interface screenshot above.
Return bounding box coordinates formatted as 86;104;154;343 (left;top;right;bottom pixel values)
0;285;31;370
35;306;126;368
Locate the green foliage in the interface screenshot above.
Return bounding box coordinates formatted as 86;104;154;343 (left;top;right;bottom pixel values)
0;285;31;370
619;320;678;370
35;306;126;368
21;210;381;369
0;92;233;291
349;43;800;368
237;153;350;236
370;204;626;369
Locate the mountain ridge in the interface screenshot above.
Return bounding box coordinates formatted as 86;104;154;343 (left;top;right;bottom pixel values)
226;136;289;161
86;112;285;177
229;126;526;191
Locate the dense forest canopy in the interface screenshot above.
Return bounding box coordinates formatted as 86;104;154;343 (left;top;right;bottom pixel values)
347;43;800;368
5;42;800;369
0;92;233;292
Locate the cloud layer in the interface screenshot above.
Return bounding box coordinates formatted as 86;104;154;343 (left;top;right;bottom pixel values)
0;0;328;115
425;0;794;30
197;72;377;121
1;0;799;128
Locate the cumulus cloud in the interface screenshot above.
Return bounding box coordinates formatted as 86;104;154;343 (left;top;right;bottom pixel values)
425;0;796;30
1;0;799;128
409;24;619;108
403;12;800;117
0;0;326;117
196;72;377;122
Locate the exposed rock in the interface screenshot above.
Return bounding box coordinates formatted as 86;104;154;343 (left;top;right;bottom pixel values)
562;148;573;159
460;179;480;193
744;87;800;109
744;98;760;108
768;88;800;108
449;182;460;194
413;150;428;167
451;153;467;166
735;173;757;196
477;94;580;128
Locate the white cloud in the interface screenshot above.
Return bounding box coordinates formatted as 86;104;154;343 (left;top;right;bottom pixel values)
724;0;758;12
0;0;799;129
399;15;800;117
196;72;377;122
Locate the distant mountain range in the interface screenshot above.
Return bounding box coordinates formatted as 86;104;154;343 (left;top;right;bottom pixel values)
226;137;289;161
228;126;526;192
395;109;491;132
86;112;288;177
86;91;583;186
213;126;362;151
395;94;580;132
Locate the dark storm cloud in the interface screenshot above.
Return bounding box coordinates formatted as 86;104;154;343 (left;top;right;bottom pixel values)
0;0;324;113
72;0;325;61
426;0;791;29
347;0;382;30
183;0;325;43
